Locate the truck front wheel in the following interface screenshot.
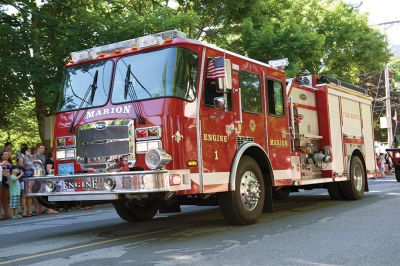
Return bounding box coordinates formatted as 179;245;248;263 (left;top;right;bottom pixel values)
114;200;159;222
219;156;265;225
340;156;365;200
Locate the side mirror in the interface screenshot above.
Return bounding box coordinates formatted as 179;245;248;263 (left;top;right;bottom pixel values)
214;97;225;110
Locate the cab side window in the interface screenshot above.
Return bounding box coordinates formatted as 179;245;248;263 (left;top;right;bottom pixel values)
267;79;284;116
204;79;222;106
204;78;232;109
240;71;261;113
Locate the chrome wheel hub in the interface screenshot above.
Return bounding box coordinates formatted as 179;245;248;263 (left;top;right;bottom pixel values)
354;165;363;191
239;171;261;211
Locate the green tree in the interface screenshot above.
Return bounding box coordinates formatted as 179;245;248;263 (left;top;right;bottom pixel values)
0;0;391;144
0;97;41;158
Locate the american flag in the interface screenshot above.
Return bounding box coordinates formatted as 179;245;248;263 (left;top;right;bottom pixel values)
206;56;225;79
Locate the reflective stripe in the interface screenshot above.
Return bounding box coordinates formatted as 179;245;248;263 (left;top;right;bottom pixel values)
273;169;291;180
191;172;230;185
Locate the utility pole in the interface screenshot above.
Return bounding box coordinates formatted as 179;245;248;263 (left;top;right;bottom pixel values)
376;20;400;147
384;64;392;146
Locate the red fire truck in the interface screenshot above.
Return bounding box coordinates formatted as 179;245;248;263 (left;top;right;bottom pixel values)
26;30;376;225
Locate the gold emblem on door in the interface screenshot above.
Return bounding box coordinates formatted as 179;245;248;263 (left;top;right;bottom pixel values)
172;131;183;143
249;119;256;132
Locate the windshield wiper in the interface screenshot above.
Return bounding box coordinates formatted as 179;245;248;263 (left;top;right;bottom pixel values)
121;59;152;97
68;70;98;133
124;64;145;124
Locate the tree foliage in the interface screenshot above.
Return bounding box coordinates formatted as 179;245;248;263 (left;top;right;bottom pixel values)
0;0;391;142
0;97;40;157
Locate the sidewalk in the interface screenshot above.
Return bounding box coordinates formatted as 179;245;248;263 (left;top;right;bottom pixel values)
0;204;103;221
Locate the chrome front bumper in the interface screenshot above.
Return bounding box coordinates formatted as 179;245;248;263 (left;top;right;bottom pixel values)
25;170;191;201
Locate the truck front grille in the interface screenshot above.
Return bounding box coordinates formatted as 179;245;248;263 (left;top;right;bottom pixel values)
76;119;135;171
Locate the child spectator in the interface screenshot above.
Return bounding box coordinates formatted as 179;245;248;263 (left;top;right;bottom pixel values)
18;146;34;217
8;167;23;219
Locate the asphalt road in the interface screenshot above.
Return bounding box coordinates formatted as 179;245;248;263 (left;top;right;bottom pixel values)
1;176;400;266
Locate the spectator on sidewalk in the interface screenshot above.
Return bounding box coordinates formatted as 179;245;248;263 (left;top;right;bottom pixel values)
378;153;386;177
16;143;28;164
0;151;12;218
44;151;58;214
8;167;23;219
45;152;54;175
18;146;34;217
385;153;392;173
32;143;46;215
1;142;13;154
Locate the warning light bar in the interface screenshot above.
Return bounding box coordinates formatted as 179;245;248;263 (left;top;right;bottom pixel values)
71;30;186;63
268;58;289;69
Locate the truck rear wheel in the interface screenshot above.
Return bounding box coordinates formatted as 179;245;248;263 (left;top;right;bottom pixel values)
395;166;400;182
339;156;365;200
114;200;159;222
219;156;265;225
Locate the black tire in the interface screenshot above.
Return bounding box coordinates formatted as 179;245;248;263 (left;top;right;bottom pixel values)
272;188;290;200
339;156;365;200
219;156;265;225
35;196;58;209
114;200;159;222
327;183;344;200
395;166;400;182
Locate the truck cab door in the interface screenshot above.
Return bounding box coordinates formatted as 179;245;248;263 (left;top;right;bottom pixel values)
265;77;292;183
200;54;235;193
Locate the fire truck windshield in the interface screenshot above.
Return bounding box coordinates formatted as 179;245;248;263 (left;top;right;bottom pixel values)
112;47;198;103
59;60;113;112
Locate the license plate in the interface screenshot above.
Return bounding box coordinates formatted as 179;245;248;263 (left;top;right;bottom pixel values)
58;163;75;175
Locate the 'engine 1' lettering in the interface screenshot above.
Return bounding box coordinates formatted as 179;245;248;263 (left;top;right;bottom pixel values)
203;134;228;143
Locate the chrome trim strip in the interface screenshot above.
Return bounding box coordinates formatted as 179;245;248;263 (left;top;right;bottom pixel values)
28;170;167;180
26;169;191;198
77;119;134;130
81;138;130;145
238;87;243;124
197;47;206;193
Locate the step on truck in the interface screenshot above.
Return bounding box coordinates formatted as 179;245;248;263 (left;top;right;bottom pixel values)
26;30;376;225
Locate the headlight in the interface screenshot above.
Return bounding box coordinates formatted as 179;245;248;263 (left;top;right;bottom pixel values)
56;150;66;160
56;148;76;160
65;149;76;159
145;148;172;170
136;140;161;154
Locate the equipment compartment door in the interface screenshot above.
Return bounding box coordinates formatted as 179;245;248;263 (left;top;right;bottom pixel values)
328;94;345;174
